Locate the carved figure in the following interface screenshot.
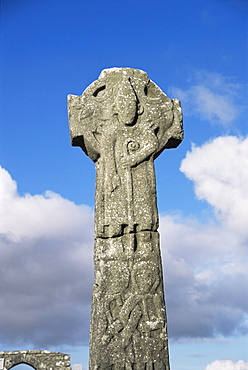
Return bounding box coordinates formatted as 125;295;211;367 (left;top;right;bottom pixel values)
68;68;182;238
68;67;183;369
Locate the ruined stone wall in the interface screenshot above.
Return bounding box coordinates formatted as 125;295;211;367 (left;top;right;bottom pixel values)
0;350;71;370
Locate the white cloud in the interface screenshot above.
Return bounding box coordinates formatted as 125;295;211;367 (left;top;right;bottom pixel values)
160;213;248;338
0;167;93;241
205;360;248;370
170;71;244;125
160;136;248;339
180;136;248;235
0;166;94;347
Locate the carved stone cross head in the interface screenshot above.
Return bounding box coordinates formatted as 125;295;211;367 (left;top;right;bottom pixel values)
68;67;183;162
68;67;183;238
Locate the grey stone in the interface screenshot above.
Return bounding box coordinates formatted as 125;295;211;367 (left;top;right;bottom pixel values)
68;67;183;369
0;350;71;369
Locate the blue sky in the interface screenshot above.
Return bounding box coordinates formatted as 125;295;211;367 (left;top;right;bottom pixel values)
0;0;248;369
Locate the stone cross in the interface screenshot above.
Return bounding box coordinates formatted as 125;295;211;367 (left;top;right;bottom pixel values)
68;67;183;369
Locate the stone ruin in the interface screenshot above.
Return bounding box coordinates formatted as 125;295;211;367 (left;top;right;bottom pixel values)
0;350;71;369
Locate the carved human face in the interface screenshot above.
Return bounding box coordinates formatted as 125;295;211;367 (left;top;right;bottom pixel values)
115;77;138;126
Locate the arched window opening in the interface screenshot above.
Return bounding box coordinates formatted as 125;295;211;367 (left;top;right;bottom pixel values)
10;365;35;370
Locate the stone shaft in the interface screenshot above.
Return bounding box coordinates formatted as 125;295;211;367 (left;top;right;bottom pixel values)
68;67;183;369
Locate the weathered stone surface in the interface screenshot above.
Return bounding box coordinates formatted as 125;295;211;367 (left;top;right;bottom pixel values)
68;67;183;369
0;350;71;369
